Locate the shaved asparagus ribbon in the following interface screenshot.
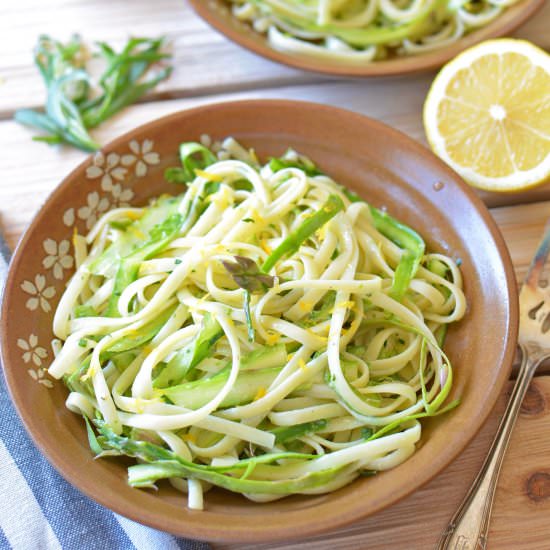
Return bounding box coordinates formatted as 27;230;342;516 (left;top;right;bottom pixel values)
49;136;466;509
228;0;521;63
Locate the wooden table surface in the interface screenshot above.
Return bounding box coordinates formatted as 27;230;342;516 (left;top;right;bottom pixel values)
1;1;549;549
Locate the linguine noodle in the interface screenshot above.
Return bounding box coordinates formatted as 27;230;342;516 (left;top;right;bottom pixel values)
227;0;522;63
48;137;466;509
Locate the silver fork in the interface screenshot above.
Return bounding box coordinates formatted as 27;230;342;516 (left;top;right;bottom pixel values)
438;218;550;550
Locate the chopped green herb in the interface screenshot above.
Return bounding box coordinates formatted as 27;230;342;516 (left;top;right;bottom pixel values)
74;304;96;318
222;256;276;342
164;142;218;184
269;154;322;176
243;289;254;342
222;256;275;294
262;195;344;272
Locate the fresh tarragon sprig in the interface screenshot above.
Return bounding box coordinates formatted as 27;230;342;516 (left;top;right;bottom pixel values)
222;256;275;342
15;35;172;152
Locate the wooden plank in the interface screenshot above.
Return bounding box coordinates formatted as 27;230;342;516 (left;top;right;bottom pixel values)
2;77;550;216
1;82;550;241
492;200;550;286
214;376;550;550
0;0;549;118
0;0;316;118
1;87;548;374
0;81;440;253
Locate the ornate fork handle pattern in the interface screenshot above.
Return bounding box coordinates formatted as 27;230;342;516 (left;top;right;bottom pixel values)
439;218;550;550
438;347;547;550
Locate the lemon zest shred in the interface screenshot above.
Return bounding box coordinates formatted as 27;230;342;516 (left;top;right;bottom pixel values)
142;344;154;355
134;398;146;414
194;169;224;182
125;211;143;221
315;225;327;242
265;331;280;345
306;328;328;342
129;227;146;241
72;227;79;247
261;239;272;254
81;365;97;382
253;387;267;401
183;432;197;443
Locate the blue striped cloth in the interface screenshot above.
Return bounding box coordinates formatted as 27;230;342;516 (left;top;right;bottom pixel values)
0;235;210;550
0;369;211;550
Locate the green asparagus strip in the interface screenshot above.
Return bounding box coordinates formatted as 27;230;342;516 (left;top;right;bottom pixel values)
369;206;425;301
106;213;184;317
103;304;178;356
203;343;288;376
260;0;448;46
262;194;344;272
127;461;344;494
96;425;314;471
89;195;180;277
234;344;288;371
65;356;93;396
15;36;172;152
162;366;283;409
435;325;448;347
84;416;104;455
271;419;328;444
269;155;322;177
74;304;97;318
366;399;460;443
153;313;223;388
95;425;342;495
243;289;254;341
164;142;218;184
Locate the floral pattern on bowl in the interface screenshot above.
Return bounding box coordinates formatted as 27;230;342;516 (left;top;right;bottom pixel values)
0;101;518;543
14;139;159;389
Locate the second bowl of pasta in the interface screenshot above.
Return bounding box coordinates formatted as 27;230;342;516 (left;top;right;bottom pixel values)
189;0;544;76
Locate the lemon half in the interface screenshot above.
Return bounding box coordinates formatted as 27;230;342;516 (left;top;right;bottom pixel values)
424;39;550;192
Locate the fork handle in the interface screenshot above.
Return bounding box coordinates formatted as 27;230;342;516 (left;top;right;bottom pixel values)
437;350;543;550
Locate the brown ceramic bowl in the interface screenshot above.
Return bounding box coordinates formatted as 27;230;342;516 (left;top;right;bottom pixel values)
1;100;518;543
189;0;544;78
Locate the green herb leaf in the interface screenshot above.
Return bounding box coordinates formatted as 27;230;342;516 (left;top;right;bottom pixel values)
243;289;254;342
369;205;425;301
74;304;97;318
269;152;322;176
222;256;275;294
164;167;189;184
262;194;344;273
84;416;104;455
15;35;172;151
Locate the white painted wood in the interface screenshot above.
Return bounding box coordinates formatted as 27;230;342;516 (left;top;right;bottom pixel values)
0;0;314;117
0;0;548;116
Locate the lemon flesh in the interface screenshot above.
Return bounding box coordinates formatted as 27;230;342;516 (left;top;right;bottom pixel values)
424;39;550;192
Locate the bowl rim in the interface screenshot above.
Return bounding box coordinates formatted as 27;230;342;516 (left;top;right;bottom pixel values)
1;99;519;542
188;0;544;78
